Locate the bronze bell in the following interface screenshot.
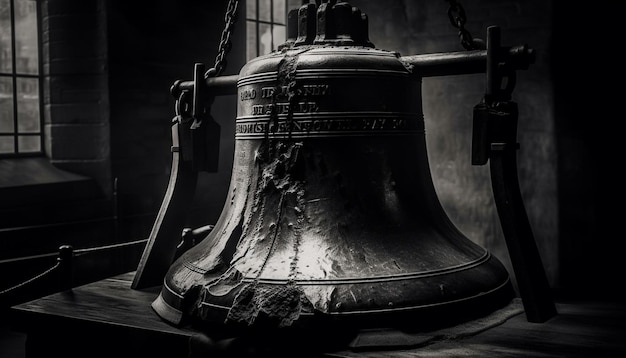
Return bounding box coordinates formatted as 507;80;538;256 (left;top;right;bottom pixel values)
151;1;517;335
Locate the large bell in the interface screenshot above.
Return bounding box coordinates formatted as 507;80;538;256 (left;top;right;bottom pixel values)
152;1;514;335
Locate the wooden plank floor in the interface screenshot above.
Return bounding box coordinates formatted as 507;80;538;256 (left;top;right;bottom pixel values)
7;272;626;358
326;301;626;357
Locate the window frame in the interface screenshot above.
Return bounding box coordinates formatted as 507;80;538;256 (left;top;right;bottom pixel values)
246;0;293;61
0;0;44;158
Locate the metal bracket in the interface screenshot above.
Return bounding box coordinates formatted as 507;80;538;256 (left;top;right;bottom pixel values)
471;26;556;323
132;63;221;289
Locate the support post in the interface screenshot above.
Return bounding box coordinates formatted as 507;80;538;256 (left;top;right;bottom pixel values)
132;63;220;289
471;26;556;323
57;245;74;292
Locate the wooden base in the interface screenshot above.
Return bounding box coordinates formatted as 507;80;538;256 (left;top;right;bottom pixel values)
10;272;198;358
9;272;626;358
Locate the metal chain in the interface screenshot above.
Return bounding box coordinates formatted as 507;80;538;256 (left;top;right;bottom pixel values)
445;0;484;50
207;0;240;78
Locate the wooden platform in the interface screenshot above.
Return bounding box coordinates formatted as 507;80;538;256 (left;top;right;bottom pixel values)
9;272;626;358
9;272;198;358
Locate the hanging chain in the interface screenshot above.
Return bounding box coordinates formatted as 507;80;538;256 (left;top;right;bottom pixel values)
206;0;240;78
445;0;484;50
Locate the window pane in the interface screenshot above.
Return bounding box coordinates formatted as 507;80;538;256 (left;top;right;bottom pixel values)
258;0;271;22
287;0;301;12
246;0;257;20
16;77;39;133
246;20;258;61
0;77;14;132
273;0;286;24
18;134;39;152
0;136;14;153
272;25;285;51
259;23;272;55
0;0;12;73
14;0;38;75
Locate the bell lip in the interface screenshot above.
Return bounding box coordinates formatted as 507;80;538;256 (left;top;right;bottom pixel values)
153;252;514;329
152;280;514;329
188;275;515;332
197;275;513;314
152;291;184;325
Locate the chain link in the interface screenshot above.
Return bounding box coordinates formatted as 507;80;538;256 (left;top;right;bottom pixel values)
207;0;240;78
445;0;484;50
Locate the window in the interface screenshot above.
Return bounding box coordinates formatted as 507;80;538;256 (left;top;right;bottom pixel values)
246;0;303;61
0;0;42;157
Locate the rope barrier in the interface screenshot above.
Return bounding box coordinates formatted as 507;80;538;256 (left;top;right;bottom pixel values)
0;252;57;265
0;262;60;296
74;238;149;256
0;238;149;298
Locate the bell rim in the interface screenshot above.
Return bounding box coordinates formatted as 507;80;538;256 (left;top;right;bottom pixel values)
153;255;514;329
153;277;515;333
